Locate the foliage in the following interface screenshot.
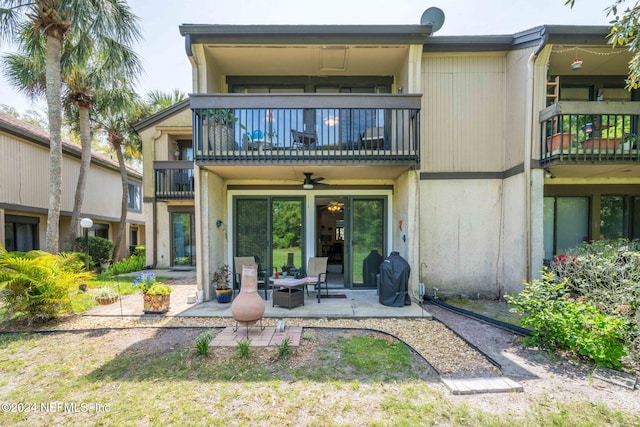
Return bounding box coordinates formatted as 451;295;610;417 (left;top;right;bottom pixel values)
75;236;114;265
195;331;213;357
552;239;640;363
132;272;160;294
566;0;640;88
0;247;94;325
105;254;145;276
271;201;303;249
145;89;187;114
94;286;119;299
275;337;292;360
507;269;628;368
236;339;251;358
212;264;231;290
145;283;173;296
207;108;240;126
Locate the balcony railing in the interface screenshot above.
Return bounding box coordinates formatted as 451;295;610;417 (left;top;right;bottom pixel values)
540;101;640;164
154;161;194;200
190;93;421;165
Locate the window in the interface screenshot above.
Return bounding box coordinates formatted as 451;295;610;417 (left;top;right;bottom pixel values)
600;196;640;239
544;197;590;259
128;183;141;212
4;215;39;251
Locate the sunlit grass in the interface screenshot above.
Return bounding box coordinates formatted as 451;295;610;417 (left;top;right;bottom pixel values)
0;330;637;426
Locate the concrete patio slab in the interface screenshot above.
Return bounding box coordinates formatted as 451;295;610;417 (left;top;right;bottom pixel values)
85;270;431;320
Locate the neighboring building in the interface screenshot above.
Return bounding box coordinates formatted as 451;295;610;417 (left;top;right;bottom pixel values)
137;15;639;301
0;112;145;259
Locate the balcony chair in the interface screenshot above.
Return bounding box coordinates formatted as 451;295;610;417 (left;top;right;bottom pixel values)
174;171;191;191
301;257;328;303
291;129;317;150
360;127;385;149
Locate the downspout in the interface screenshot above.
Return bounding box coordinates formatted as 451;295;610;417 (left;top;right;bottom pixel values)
524;31;548;282
150;130;162;268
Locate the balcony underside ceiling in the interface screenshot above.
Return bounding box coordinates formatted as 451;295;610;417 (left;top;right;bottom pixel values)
199;164;411;183
203;45;409;76
548;46;631;76
546;163;639;179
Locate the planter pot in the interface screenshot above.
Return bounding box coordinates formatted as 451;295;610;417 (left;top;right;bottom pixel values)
216;288;233;303
95;295;118;305
545;133;573;152
581;137;622;152
208;124;234;151
143;294;171;314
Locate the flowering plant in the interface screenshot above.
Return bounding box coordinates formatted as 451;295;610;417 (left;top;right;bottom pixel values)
132;272;170;294
212;264;230;290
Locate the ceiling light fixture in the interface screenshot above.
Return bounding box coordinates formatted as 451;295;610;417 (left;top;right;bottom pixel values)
327;201;343;213
571;47;583;70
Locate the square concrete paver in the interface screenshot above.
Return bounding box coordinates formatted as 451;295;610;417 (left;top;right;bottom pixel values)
441;376;523;395
211;326;302;347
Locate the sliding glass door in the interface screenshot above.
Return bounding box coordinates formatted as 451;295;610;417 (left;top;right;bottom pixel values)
234;197;305;281
348;198;386;289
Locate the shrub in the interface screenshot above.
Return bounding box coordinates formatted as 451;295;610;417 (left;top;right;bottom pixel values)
0;247;94;325
74;236;114;265
507;269;628;369
104;254;145;276
553;239;640;363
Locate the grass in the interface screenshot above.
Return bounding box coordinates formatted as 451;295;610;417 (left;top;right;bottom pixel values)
0;328;638;426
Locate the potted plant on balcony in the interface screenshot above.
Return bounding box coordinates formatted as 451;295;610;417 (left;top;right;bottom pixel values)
134;272;173;314
207;109;243;151
212;264;232;303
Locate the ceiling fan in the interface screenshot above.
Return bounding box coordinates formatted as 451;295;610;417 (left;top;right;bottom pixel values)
302;172;325;189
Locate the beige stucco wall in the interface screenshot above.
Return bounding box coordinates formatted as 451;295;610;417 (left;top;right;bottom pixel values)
392;170;421;300
500;173;528;295
421;179;506;298
421;53;506;173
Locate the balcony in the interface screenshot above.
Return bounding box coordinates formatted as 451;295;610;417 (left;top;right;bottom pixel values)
540;101;640;165
154;161;194;200
190;93;421;167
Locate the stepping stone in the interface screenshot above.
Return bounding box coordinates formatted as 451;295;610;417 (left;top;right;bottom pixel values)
593;367;638;390
441;376;523;395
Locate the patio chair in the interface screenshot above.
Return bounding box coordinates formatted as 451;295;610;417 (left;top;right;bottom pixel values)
233;257;254;295
301;257;328;303
291;129;317;150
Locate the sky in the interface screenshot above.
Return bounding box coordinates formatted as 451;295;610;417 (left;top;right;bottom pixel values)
0;0;614;115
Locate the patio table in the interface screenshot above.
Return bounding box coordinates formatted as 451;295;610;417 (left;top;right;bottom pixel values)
270;277;306;309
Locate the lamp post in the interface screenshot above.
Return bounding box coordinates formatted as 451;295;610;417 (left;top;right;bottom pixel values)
80;218;93;271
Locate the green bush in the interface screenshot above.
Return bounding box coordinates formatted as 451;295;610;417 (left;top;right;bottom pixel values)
0;246;94;325
553;239;640;364
507;269;628;369
104;254;145;276
74;236;114;265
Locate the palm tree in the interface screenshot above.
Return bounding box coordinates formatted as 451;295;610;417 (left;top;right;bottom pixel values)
4;26;142;250
146;89;187;114
92;81;145;260
0;0;141;254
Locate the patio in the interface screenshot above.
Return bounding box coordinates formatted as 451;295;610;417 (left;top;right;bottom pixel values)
85;269;431;320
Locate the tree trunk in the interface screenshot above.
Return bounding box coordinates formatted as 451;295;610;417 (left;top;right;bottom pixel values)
113;146;128;261
44;35;63;254
68;105;92;250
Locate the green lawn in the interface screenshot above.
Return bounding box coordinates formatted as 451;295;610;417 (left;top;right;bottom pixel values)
0;328;636;426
